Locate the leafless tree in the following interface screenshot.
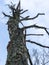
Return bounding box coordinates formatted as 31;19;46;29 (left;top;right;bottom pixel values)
3;1;49;65
32;49;49;65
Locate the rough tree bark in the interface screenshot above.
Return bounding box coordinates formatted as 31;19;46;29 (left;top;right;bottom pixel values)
3;1;49;65
4;1;30;65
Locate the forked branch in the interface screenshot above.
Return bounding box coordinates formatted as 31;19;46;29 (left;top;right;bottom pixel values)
22;24;49;35
26;40;49;48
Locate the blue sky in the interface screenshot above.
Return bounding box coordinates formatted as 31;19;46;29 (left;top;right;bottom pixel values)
0;0;49;65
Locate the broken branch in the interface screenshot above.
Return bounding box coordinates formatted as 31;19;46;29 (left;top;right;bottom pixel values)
25;34;44;36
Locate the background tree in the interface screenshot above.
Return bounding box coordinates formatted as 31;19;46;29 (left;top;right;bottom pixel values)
32;49;49;65
3;0;49;65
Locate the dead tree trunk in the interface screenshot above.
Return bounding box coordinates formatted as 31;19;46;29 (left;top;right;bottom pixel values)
6;29;28;65
3;1;49;65
4;1;29;65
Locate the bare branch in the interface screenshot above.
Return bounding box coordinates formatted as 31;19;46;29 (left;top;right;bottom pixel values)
26;34;44;36
26;40;49;48
20;16;29;18
22;24;49;35
20;22;24;27
20;16;24;18
2;12;12;18
7;4;15;10
27;49;33;65
19;9;23;12
20;10;28;14
20;13;45;21
24;30;33;65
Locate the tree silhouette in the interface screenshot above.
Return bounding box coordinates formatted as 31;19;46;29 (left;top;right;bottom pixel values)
3;1;49;65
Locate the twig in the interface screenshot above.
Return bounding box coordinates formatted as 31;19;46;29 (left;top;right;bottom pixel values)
20;10;28;14
2;12;12;18
26;40;49;48
20;21;24;27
